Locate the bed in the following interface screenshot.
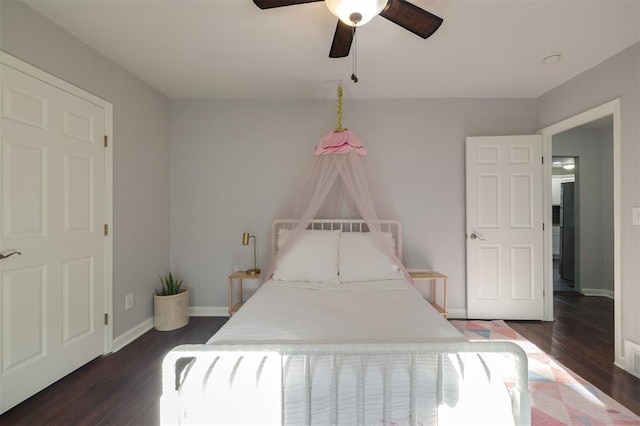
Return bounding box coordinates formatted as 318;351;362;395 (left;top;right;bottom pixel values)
161;220;531;425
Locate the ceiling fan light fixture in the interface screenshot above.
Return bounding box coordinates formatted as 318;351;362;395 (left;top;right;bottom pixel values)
325;0;388;26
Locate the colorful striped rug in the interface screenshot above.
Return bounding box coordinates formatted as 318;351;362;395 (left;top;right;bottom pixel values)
450;320;640;426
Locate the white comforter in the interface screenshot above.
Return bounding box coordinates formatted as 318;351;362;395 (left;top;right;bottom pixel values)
209;279;466;345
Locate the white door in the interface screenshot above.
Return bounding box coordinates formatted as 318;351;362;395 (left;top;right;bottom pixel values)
0;64;107;413
466;135;544;319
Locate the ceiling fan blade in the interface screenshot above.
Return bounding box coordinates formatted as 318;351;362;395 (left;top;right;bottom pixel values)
380;0;443;39
253;0;323;9
329;20;354;58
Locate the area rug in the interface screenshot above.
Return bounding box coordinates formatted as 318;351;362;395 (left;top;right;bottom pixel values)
450;320;640;425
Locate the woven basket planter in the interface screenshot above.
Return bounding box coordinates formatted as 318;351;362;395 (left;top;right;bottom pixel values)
153;288;189;331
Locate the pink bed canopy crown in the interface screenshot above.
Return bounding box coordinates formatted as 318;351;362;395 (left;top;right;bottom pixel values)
261;86;409;282
314;129;367;156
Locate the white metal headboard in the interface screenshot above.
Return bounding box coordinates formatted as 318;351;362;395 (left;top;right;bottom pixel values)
272;219;403;259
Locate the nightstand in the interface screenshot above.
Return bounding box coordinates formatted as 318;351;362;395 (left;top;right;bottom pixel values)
409;271;448;318
228;271;259;317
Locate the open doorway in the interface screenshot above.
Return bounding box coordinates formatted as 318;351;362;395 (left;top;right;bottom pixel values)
551;115;615;300
540;99;622;368
552;156;578;293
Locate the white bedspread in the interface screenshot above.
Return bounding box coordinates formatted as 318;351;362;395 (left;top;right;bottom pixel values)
209;279;466;345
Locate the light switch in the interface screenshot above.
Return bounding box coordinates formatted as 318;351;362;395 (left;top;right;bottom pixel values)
633;207;640;226
125;293;134;310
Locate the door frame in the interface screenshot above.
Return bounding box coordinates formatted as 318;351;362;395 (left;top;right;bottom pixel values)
539;98;621;367
1;51;114;353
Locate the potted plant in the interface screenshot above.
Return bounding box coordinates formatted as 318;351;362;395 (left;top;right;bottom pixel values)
153;272;189;331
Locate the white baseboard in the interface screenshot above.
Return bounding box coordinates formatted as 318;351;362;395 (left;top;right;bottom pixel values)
190;306;229;317
446;308;467;319
111;317;154;353
581;288;615;299
110;307;227;353
624;339;640;378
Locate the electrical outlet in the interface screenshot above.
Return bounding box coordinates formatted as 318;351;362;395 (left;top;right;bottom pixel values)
125;293;134;310
633;207;640;226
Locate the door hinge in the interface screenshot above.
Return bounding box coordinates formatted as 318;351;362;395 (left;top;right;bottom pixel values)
543;223;545;231
104;224;108;236
542;156;544;164
104;135;108;147
104;313;109;325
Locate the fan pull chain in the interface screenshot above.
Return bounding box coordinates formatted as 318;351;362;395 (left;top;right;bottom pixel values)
335;84;344;131
351;26;358;83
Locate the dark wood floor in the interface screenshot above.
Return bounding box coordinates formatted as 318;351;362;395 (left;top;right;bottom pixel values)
0;317;228;425
1;296;638;424
507;294;640;416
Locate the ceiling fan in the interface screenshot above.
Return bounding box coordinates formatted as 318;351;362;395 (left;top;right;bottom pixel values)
253;0;443;58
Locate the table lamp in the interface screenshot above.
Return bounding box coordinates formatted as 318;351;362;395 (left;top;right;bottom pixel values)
242;232;260;276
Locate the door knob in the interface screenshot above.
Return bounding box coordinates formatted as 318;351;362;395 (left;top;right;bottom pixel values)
0;250;22;260
469;233;485;241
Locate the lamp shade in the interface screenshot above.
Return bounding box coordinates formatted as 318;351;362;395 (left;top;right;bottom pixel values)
325;0;388;26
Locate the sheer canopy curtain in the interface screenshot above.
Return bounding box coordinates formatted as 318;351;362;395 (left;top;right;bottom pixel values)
260;130;410;282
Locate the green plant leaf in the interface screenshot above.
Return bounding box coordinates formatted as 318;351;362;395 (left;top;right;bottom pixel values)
158;272;184;296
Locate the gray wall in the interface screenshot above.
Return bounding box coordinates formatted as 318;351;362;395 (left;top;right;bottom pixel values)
538;42;640;346
0;0;172;338
553;127;614;292
171;99;539;315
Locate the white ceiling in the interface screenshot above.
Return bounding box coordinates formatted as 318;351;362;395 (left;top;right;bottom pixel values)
22;0;640;100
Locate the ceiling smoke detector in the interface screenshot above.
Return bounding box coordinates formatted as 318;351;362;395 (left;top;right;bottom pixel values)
543;53;562;65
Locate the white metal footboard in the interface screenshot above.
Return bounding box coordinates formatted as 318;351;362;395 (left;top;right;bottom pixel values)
161;341;530;426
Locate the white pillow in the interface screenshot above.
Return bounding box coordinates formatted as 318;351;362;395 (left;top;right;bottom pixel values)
272;230;341;282
338;232;404;282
